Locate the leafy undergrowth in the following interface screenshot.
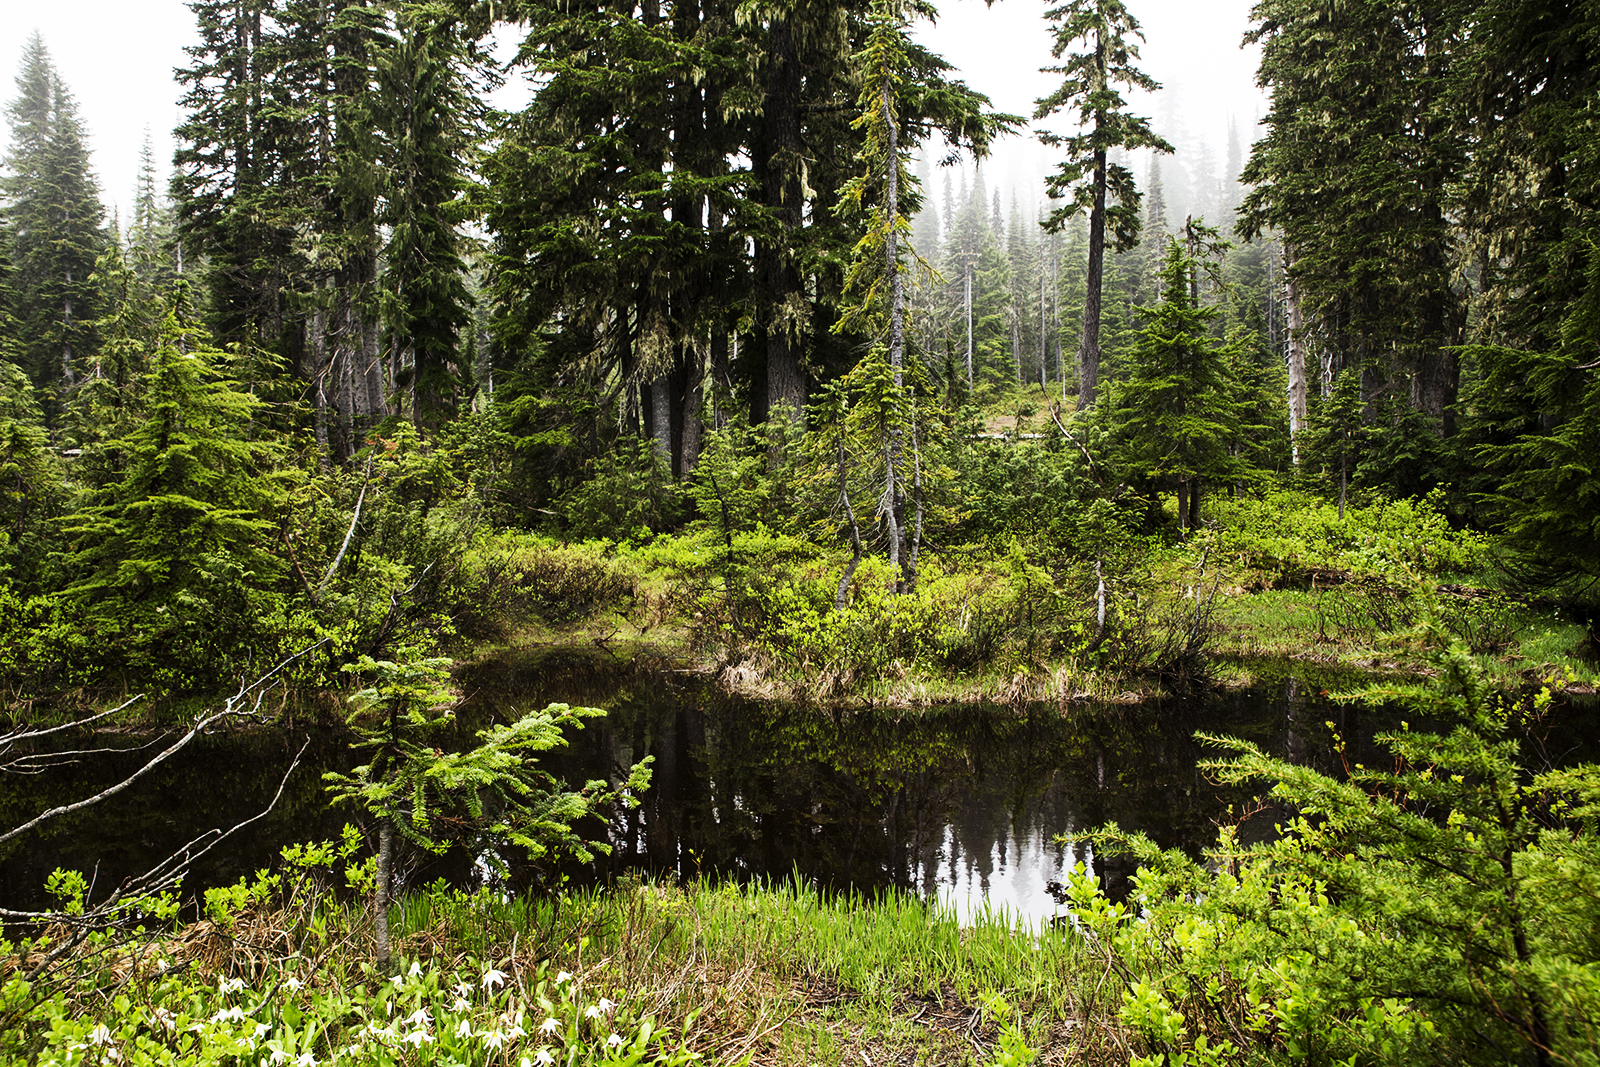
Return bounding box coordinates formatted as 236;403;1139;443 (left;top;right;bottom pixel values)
460;486;1598;705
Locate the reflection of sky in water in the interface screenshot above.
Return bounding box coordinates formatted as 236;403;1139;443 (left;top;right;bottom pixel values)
925;822;1085;927
898;768;1101;928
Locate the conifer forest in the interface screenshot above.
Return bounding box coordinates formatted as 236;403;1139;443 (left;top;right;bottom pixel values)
2;0;1600;1064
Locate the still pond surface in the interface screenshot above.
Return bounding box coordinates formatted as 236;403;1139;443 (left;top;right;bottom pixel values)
4;649;1591;924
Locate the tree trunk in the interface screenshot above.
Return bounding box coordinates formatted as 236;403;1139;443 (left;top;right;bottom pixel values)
964;270;973;389
885;80;909;593
759;16;806;424
1077;147;1107;410
1039;267;1048;390
678;351;703;478
312;305;330;472
374;817;392;973
1286;253;1307;467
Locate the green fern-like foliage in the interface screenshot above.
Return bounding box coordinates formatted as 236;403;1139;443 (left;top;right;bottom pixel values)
324;652;652;871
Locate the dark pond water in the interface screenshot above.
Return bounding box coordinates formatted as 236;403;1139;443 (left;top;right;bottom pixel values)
4;649;1594;925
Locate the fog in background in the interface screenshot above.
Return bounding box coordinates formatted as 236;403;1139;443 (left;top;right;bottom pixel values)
2;0;1267;232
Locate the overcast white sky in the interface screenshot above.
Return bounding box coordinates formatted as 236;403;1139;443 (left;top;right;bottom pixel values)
1;0;1266;222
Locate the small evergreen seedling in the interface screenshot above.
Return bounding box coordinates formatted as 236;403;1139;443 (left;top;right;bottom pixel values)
324;650;650;971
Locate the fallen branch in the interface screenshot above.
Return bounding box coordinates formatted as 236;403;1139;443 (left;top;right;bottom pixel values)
0;642;324;848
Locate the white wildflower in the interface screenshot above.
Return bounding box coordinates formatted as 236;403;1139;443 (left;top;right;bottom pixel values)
535;1050;556;1067
596;997;616;1013
455;1018;473;1039
555;970;573;984
408;959;423;978
404;1008;432;1030
295;1053;317;1067
268;1050;291;1066
481;1029;507;1053
209;1006;246;1025
452;996;471;1012
219;975;246;995
606;1032;625;1048
538;1016;561;1036
389;974;404;988
402;1030;433;1048
284;976;303;992
585;1004;601;1019
253;1023;271;1039
453;981;472;999
88;1024;112;1046
482;967;508;991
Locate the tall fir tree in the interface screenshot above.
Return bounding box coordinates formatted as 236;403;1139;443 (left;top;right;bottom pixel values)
377;2;479;430
1;34;105;399
1034;0;1172;412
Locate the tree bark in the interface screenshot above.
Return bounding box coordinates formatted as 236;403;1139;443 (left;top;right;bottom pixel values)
1077;147;1107;410
758;16;806;424
374;817;392;973
1286;252;1307;467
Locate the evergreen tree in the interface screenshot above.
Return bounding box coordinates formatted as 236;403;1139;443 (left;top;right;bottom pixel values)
1115;238;1243;533
1034;0;1172;412
128;129;177;296
0;357;61;588
1;34;105;397
60;303;287;688
325;652;651;971
1240;0;1466;441
376;2;478;430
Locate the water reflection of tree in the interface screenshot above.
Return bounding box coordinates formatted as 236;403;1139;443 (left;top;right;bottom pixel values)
542;676;1337;906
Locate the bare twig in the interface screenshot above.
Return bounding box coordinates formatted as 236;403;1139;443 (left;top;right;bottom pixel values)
0;642;324;848
320;454;374;592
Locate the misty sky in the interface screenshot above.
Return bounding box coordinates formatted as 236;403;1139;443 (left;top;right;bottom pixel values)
1;0;1267;223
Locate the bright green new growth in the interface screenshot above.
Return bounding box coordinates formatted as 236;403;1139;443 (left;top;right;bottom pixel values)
1065;627;1600;1065
324;652;652;968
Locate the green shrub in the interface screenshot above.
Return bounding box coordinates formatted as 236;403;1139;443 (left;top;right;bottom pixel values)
1063;637;1600;1065
1211;488;1489;587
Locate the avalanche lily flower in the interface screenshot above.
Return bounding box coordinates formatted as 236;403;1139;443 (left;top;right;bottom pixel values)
455;1018;473;1039
482;967;508;991
535;1050;556;1067
606;1032;625;1048
402;1030;433;1048
585;1004;601;1019
295;1053;316;1067
284;976;303;993
88;1025;113;1046
389;974;404;988
219;976;246;995
453;982;473;999
481;1029;507;1053
595;997;616;1014
538;1016;561;1036
555;970;573;984
404;1008;432;1030
408;959;424;978
209;1006;246;1024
